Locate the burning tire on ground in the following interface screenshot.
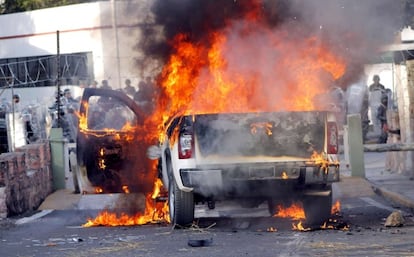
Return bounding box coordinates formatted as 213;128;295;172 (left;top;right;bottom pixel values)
302;185;333;227
169;176;194;227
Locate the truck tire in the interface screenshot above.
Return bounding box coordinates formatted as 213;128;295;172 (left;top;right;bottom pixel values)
302;186;332;227
169;178;194;227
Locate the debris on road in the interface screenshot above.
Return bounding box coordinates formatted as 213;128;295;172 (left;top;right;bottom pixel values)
384;211;404;227
187;238;213;247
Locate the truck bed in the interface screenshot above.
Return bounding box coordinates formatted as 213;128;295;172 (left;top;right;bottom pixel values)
194;111;326;159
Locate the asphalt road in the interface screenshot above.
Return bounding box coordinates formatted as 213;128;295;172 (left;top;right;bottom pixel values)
1;190;414;257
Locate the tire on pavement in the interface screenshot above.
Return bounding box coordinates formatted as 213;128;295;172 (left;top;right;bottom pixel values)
302;186;332;227
169;178;194;227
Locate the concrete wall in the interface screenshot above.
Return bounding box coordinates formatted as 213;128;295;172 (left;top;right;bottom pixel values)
0;142;51;218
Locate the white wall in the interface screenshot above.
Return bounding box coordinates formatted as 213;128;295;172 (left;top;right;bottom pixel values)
364;63;394;91
0;1;152;89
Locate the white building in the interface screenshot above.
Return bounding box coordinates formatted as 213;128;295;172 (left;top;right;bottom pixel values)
0;0;152;90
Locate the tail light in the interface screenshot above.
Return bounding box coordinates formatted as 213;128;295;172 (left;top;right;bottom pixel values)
327;122;338;154
178;130;194;159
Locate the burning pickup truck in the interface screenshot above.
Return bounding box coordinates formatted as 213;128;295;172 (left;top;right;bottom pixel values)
149;111;340;227
75;86;340;228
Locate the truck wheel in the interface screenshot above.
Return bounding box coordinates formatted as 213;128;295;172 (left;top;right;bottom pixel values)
302;187;332;227
267;198;276;216
169;178;194;227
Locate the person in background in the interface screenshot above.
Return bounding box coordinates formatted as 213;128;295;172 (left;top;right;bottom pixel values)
123;78;136;96
101;80;112;90
63;89;79;104
13;94;20;104
133;76;156;113
369;74;385;92
90;80;98;88
10;94;21;113
328;85;345;128
376;94;388;144
361;90;370;143
8;94;35;143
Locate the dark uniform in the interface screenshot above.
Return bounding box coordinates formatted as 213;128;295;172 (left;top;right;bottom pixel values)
376;95;388;144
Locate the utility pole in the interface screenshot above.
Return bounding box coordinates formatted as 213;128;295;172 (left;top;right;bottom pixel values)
111;0;122;89
56;30;61;128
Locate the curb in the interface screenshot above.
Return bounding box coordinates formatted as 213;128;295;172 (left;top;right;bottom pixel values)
15;210;54;225
370;182;414;210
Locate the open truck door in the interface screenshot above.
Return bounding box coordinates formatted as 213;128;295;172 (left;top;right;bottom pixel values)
75;88;149;194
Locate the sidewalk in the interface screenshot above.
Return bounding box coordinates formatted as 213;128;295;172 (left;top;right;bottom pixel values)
340;152;414;210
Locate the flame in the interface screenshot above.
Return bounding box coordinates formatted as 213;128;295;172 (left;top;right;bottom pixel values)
122;185;130;194
155;19;346;131
83;179;169;227
275;200;344;231
273;202;305;220
98;148;106;170
281;171;288;179
292;221;312;232
78;102;88;131
151;179;163;199
310;151;329;168
250;122;273;136
267;227;278;232
331;200;341;214
98;159;106;170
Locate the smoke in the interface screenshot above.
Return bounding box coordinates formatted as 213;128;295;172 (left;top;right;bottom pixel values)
288;0;402;86
137;0;402;89
137;0;296;72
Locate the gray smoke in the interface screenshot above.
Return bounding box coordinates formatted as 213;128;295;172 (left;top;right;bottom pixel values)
287;0;401;87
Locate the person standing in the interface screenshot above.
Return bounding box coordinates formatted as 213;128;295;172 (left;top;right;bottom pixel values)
101;80;112;90
123;78;136;96
376;95;388;144
134;76;156;113
90;80;98;88
11;94;20;113
63;89;79;104
369;75;385;92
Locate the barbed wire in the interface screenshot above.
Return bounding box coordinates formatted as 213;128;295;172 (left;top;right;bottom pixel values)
0;54;92;87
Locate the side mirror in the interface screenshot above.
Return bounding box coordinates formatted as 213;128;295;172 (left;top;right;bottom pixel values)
147;145;161;160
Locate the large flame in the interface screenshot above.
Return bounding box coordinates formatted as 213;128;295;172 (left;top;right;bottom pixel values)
83;179;169;227
155;20;346;131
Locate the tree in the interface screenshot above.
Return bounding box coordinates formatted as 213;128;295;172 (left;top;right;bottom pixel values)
0;0;96;14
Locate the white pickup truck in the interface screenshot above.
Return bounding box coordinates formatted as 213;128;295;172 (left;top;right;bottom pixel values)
149;111;340;227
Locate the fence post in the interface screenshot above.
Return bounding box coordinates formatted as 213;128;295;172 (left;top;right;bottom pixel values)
347;114;365;178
